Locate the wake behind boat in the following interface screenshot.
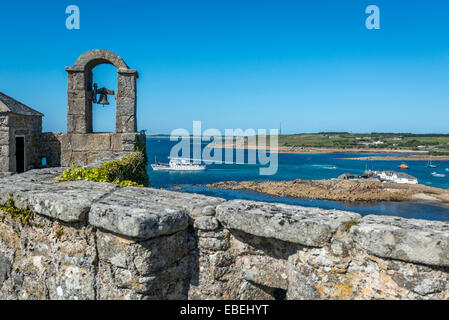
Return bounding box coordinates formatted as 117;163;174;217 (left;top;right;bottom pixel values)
151;157;206;171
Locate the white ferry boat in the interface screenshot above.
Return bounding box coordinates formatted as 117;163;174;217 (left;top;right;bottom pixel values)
151;157;206;172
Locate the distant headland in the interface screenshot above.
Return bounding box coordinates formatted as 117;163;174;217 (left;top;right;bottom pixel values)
206;132;449;159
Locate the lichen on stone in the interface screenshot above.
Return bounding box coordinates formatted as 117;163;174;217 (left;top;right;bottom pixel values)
342;219;360;233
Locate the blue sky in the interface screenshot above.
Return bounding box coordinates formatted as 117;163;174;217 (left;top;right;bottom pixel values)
0;0;448;134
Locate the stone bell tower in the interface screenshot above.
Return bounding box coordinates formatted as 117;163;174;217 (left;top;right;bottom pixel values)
66;49;138;133
59;49;141;166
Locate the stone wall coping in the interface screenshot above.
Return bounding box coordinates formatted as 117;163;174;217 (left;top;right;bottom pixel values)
1;168;449;266
216;200;362;247
89;192;189;239
350;215;449;267
112;187;225;218
0;167;223;240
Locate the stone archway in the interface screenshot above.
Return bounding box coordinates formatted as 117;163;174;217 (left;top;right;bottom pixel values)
66;49;138;134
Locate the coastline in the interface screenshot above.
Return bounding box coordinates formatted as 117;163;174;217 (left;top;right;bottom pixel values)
208;142;429;155
148;139;449;160
343;155;449;161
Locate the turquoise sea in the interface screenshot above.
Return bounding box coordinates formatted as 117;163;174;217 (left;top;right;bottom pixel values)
146;137;449;221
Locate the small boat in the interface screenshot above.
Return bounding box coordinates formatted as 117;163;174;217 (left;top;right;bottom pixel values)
446;168;449;172
427;156;437;168
398;163;409;170
431;172;446;178
151;157;206;171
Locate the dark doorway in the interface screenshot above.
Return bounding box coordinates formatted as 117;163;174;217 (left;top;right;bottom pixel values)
15;137;25;174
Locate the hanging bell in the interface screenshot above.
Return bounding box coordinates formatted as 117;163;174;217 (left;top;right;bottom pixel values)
98;94;110;105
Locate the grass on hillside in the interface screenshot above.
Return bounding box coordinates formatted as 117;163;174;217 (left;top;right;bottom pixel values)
241;133;449;154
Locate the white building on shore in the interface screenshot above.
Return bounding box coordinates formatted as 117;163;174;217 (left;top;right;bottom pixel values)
375;171;418;185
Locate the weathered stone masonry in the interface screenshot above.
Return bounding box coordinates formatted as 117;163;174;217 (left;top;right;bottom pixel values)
0;166;448;300
63;49;140;167
2;48;447;300
0;92;44;175
0;49;141;177
66;49;138;134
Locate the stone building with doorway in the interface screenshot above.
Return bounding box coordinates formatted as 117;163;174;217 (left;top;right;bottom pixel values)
0;92;43;176
0;49;142;176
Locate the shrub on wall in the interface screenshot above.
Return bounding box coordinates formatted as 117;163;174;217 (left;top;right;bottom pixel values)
57;151;149;187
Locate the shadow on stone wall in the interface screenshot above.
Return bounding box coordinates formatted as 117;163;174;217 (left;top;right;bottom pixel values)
31;132;61;169
231;229;303;260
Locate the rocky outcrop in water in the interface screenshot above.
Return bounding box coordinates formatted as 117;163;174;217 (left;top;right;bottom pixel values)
206;179;449;203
